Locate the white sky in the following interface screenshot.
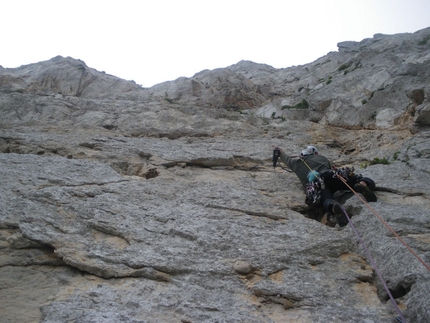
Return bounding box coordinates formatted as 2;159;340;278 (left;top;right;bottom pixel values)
1;0;429;87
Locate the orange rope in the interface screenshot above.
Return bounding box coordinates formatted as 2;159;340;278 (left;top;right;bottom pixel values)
337;174;430;272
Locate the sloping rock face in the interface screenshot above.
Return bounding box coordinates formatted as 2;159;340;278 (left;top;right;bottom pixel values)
1;28;429;323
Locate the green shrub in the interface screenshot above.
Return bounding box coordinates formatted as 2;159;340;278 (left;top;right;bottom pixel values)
360;156;391;168
282;99;309;110
359;161;368;169
338;63;351;71
418;35;430;46
297;99;309;109
369;157;390;165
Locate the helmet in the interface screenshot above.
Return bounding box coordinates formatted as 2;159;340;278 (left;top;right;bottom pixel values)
301;145;318;157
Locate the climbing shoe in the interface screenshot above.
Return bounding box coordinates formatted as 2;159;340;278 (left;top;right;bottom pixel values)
354;183;377;202
332;202;348;227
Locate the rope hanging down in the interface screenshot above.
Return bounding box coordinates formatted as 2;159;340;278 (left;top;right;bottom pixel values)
283;156;420;322
336;174;430;272
288;158;428;270
340;207;407;323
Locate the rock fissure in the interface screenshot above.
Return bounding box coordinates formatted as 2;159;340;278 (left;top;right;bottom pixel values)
204;203;286;220
374;186;425;196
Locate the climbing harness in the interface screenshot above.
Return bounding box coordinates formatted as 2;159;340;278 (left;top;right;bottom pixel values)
274;151;429;322
303;165;356;209
283;161;408;320
273;149;430;270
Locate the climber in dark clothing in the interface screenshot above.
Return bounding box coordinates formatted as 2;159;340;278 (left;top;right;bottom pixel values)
274;145;377;227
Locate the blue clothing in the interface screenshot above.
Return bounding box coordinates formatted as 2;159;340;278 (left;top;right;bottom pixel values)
279;152;332;188
280;151;375;215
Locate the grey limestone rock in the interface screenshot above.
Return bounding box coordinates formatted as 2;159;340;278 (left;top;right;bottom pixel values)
1;27;430;323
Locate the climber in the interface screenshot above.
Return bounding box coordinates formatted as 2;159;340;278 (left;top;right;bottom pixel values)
273;145;377;227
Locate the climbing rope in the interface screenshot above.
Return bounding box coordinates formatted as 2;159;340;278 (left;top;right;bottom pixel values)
340;206;407;323
336;174;430;272
300;157;325;187
296;158;409;321
286;157;429;270
278;154;426;322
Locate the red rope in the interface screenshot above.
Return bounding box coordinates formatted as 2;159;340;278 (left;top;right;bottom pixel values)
340;206;407;322
337;174;430;271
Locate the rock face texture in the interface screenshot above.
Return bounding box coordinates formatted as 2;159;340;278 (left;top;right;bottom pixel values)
1;28;430;323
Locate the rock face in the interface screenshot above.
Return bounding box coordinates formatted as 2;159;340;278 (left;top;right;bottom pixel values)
1;28;430;323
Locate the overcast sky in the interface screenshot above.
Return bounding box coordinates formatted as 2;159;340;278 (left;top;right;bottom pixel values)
1;0;429;87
